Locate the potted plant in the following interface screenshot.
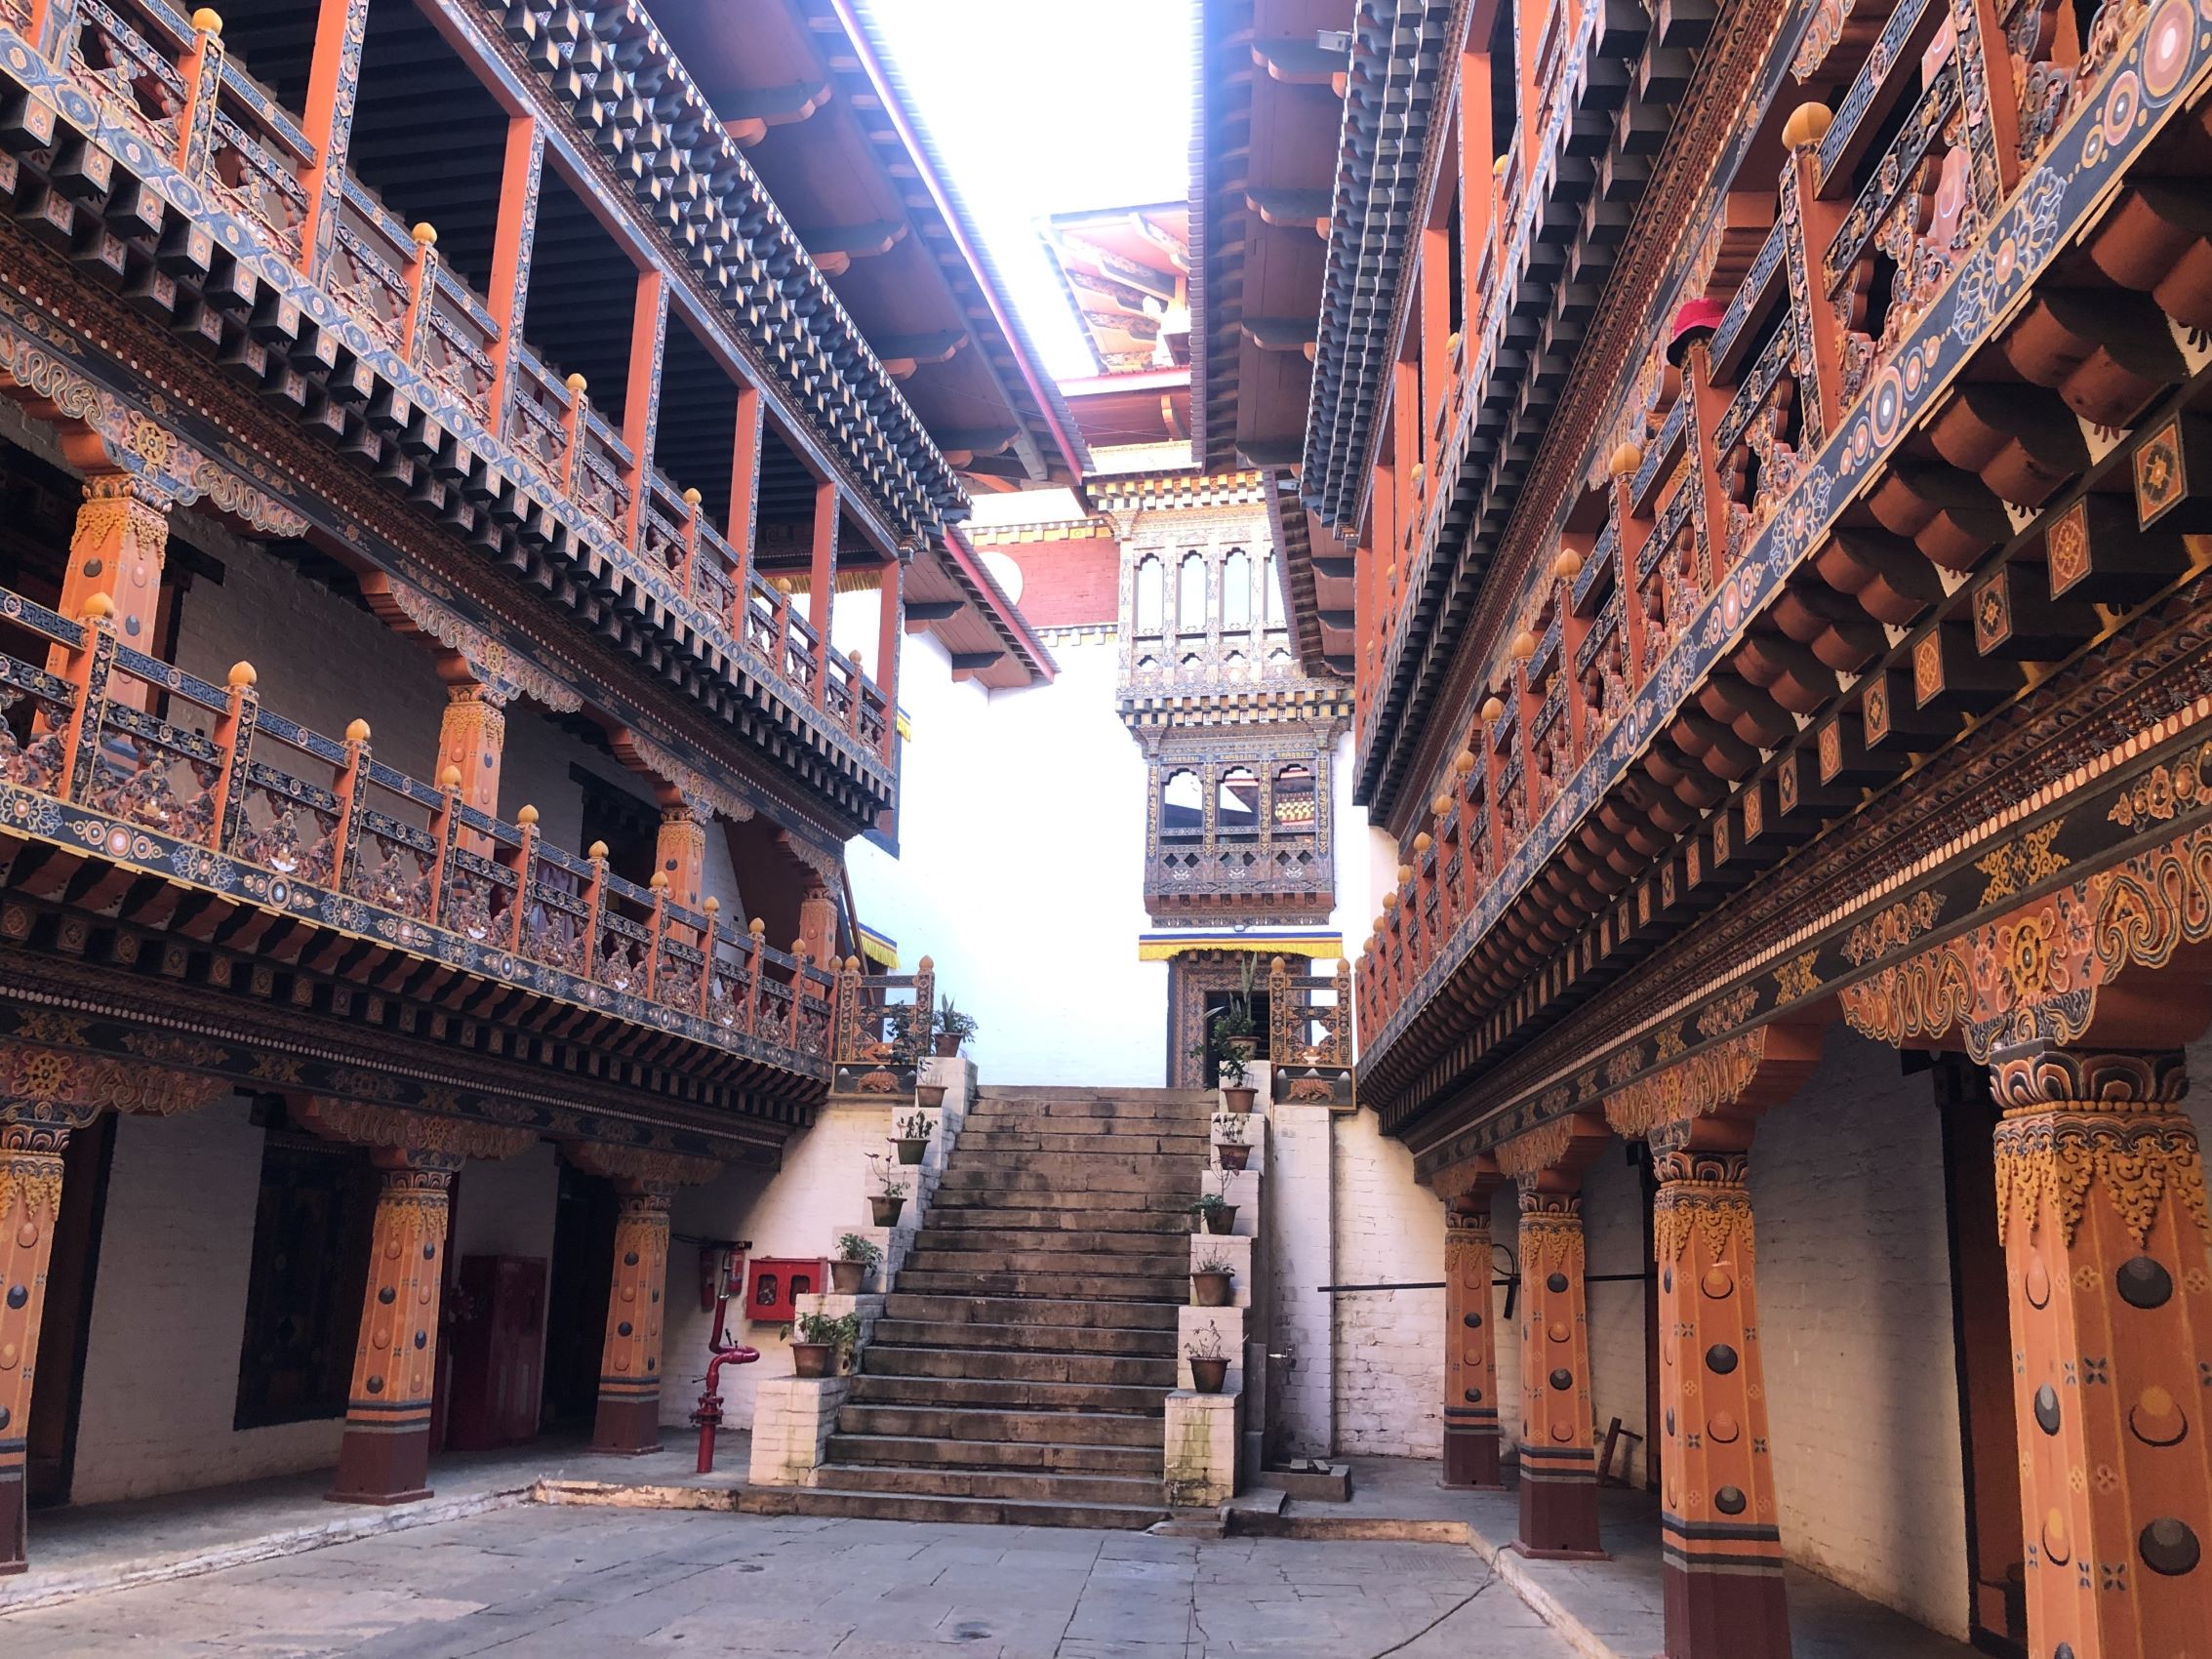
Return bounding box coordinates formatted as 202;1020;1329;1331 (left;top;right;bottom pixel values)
1190;1252;1234;1309
830;1233;880;1294
915;1076;947;1110
1187;958;1261;1111
1216;1045;1259;1113
891;1110;933;1166
790;1310;858;1378
933;995;978;1058
869;1157;910;1228
1189;1192;1237;1236
1186;1320;1230;1394
1213;1113;1251;1172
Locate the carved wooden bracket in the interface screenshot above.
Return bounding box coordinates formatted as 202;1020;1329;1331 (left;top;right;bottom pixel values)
1601;1021;1825;1140
298;1097;539;1162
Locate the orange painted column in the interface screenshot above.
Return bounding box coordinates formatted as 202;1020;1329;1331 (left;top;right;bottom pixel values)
329;1149;458;1505
436;683;505;854
1443;1188;1505;1489
0;1109;85;1573
592;1183;672;1453
1991;1047;2212;1659
49;476;168;705
1651;1117;1790;1658
798;883;838;971
655;806;708;913
1516;1168;1606;1557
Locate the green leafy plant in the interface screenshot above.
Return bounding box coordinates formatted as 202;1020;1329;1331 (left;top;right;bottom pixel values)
935;995;979;1047
1188;957;1259;1086
1186;1320;1227;1362
1192;1252;1235;1276
795;1310;859;1351
836;1233;882;1269
1211;1113;1248;1144
1188;1193;1230;1220
870;1155;910;1199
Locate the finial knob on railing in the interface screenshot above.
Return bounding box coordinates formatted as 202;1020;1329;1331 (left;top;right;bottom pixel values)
1454;749;1476;776
748;917;765;936
704;896;719;913
1382;892;1398;911
588;840;609;861
226;661;256;688
439;763;463;789
1782;101;1833;150
190;7;222;33
1431;791;1452;817
83;592;114;622
1480;696;1505;724
565;373;587;393
1510;630;1537;662
1397;864;1413;886
1609;441;1642;478
345;717;371;744
682;487;702;506
650;870;668;890
516;803;538;825
1413;832;1431;854
917;954;933;971
411;222;437;248
1552;549;1583;582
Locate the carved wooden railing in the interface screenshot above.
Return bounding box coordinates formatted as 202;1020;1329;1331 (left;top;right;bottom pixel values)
0;586;837;1074
1269;956;1353;1067
828;959;939;1068
3;4;899;774
1353;0;2175;1062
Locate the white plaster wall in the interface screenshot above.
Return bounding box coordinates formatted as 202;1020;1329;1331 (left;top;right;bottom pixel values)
1582;1147;1650;1489
1752;1026;1969;1639
1329;1110;1445;1457
453;1142;558;1263
1490;1179;1522;1456
1264;1101;1335;1458
72;1098;348;1503
838;623;1164;1086
660;1099;892;1429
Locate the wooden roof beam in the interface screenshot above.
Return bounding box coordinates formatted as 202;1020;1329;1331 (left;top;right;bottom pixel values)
710;81;834;146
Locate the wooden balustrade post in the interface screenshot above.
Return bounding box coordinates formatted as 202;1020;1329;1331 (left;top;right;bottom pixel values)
559;374;589;497
787;942;810;1048
506;804;540;954
809;478;838;707
1331;959;1352;1061
845;652;865;736
1779;105;1848;444
644;871;667;1001
53;597;116;805
774;587;793;680
175;9;225;183
27;1;84;63
326;719;373;894
206;661;261;852
400;223;440;373
679;487;702;596
582;840;610;982
912;954;936;1053
743;917;765;1034
697;897;719;1018
423;763;463;924
296;0;373;279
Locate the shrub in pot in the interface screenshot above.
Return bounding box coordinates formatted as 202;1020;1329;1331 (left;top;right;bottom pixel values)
1213;1113;1251;1172
830;1232;880;1294
933;996;978;1058
791;1310;857;1378
1189;1192;1236;1235
915;1080;947;1110
1186;1320;1229;1394
869;1155;909;1228
1190;1252;1234;1309
892;1110;932;1166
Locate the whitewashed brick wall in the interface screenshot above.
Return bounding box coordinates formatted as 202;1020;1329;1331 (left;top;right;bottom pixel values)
1582;1147;1650;1488
1329;1110;1444;1457
1488;1180;1521;1454
72;1098;347;1502
1264;1100;1334;1458
1752;1026;1969;1639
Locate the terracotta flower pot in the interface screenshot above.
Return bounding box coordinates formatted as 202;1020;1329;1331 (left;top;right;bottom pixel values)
1223;1085;1258;1113
895;1136;929;1165
934;1033;962;1057
1201;1204;1237;1235
830;1259;867;1295
1190;1270;1232;1309
1218;1143;1251;1172
1188;1356;1229;1395
915;1083;946;1109
791;1342;835;1379
871;1194;905;1228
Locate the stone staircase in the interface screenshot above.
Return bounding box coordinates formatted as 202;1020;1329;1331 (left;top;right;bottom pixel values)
782;1086;1214;1528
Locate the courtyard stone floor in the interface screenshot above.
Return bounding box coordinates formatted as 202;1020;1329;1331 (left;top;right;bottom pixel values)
0;1504;1573;1659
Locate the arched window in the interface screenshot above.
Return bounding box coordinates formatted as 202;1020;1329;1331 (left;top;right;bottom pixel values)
1178;552;1208;634
1272;763;1316;836
1217;767;1261;836
1264;553;1284;626
1161;769;1204;835
1134;554;1164;633
1221;548;1252;631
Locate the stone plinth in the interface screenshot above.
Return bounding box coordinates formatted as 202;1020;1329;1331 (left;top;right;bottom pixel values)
1164;1391;1241;1508
746;1376;851;1486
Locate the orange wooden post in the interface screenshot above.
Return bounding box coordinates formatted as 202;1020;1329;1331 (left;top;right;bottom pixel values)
591;1182;673;1453
483;116;543;421
621;270;665;550
49;476;169;710
175;9;225;182
506;803;540;955
875;558;904;763
400;223;440;372
809;478;838;704
559;374;589;496
743;917;765;1033
1443;1165;1507;1489
727;384;763;607
1779;104;1847;442
204;661;260;851
327;1148;459;1505
1991;1049;2212;1659
679;487;702;596
296;0;372;277
1512;1154;1608;1559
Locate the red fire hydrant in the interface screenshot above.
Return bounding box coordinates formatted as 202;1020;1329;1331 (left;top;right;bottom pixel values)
693;1337;761;1474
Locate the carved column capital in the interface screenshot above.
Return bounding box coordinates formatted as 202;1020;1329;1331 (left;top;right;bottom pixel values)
0;1040;229;1130
1989;1044;2189;1112
298;1098;538;1163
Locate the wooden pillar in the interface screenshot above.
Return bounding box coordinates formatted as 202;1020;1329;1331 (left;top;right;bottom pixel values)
329;1148;459;1505
799;882;838;970
728;385;764;590
49;475;168;705
1515;1165;1607;1558
592;1182;672;1454
875;558;904;763
436;680;505;852
622;272;667;548
0;1108;87;1573
1651;1117;1790;1659
296;0;371;276
1989;1046;2212;1659
809;478;839;646
655;805;707;913
484;116;544;422
1443;1169;1506;1489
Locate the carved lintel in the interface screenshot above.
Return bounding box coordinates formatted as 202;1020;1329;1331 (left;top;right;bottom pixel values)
609;727;756;823
299;1097;539;1162
1495;1116;1576;1177
360;573;583;713
1601;1023;1823;1140
564;1141;722;1192
0;1038;231;1128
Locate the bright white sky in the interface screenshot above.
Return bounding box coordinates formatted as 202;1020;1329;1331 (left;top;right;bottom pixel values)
858;0;1195;383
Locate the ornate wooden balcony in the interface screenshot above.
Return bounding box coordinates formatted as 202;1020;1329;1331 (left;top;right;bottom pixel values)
0;0;916;829
0;581;848;1100
1349;0;2212;1128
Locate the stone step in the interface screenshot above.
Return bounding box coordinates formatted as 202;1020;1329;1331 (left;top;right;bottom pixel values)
835;1403;1167;1449
882;1293;1181;1331
846;1372;1168;1414
967;1098;1214;1122
862;1343;1178;1389
923;1206;1192;1235
900;1246;1193;1280
812;1461;1166;1509
975;1086;1215;1107
824;1432;1163;1477
935;1170;1198;1200
754;1485;1167;1531
870;1317;1178;1358
908;1227;1193;1258
891;1268;1186;1302
944;1150;1202;1183
957;1129;1215;1155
